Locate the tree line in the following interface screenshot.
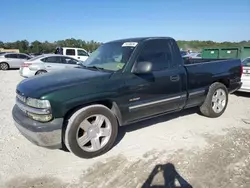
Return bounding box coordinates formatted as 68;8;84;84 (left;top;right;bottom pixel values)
0;38;250;54
0;38;102;54
177;40;250;52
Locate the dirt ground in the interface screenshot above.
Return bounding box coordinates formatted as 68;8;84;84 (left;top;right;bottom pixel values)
1;70;250;188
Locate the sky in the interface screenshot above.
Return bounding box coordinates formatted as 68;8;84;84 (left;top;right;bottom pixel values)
0;0;249;43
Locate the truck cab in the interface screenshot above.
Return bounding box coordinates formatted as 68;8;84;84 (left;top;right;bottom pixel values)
55;47;89;61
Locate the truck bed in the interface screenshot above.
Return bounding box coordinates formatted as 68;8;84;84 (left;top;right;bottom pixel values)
184;58;241;93
182;58;242;108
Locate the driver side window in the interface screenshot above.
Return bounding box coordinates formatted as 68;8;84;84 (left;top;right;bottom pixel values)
136;39;172;71
77;50;88;56
64;57;78;64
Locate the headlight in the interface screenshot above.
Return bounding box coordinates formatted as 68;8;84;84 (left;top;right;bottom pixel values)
27;112;53;122
26;98;51;108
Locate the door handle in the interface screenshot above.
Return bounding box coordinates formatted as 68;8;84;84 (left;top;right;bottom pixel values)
78;57;80;59
170;75;180;82
46;66;51;67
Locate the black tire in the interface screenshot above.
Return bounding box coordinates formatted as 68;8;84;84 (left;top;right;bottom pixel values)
64;104;118;158
0;62;9;70
35;70;47;75
200;82;228;118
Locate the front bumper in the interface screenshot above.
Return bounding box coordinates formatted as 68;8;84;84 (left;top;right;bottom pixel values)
12;105;63;149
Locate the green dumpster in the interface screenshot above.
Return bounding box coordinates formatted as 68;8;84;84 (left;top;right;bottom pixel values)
220;47;239;59
201;48;219;59
240;46;250;60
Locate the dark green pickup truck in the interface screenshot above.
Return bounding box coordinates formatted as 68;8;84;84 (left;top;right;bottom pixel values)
12;37;242;158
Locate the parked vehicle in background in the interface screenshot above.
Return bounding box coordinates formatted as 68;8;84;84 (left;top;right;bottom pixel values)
19;54;82;78
0;48;20;53
238;57;250;92
183;52;201;59
180;50;188;57
12;36;242;159
0;53;31;70
55;47;89;61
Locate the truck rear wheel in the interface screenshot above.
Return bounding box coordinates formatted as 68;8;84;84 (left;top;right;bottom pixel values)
64;104;118;158
200;82;228;118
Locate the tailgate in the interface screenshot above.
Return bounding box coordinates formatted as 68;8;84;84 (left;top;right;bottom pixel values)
242;67;250;77
240;67;250;91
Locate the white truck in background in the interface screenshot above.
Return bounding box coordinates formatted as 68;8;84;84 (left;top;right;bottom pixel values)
55;47;89;61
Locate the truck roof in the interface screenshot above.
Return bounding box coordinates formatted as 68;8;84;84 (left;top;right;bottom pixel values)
106;37;174;43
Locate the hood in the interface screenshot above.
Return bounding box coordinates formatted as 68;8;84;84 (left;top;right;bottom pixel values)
16;68;112;98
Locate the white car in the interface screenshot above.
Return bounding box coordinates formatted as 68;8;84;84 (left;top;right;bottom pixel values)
0;53;31;70
183;52;202;59
19;54;82;78
55;47;89;61
238;57;250;92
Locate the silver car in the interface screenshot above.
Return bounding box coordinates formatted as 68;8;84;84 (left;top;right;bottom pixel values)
238;57;250;92
0;52;31;70
183;52;202;59
19;54;82;78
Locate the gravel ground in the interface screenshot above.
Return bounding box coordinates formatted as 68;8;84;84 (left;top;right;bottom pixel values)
1;70;250;188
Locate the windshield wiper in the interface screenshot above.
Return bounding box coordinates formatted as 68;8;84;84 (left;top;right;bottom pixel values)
86;66;105;71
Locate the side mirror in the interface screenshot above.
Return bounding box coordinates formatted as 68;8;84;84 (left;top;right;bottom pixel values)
132;61;152;74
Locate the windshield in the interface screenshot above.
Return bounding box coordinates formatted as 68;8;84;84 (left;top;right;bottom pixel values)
83;41;137;71
242;58;250;67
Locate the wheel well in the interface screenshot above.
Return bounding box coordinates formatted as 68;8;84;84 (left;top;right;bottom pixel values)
63;100;122;127
215;79;230;88
0;62;9;67
35;70;47;75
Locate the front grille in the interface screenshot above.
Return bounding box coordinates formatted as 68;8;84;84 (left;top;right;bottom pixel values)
15;91;28;114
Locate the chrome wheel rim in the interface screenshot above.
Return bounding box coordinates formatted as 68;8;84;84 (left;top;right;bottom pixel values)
76;114;112;152
212;88;226;113
0;63;8;70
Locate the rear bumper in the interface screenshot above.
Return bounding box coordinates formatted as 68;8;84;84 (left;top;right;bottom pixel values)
19;67;36;78
228;81;242;94
238;77;250;92
12;105;63;149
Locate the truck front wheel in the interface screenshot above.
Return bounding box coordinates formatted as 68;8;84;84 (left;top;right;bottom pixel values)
200;82;228;118
64;104;118;158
